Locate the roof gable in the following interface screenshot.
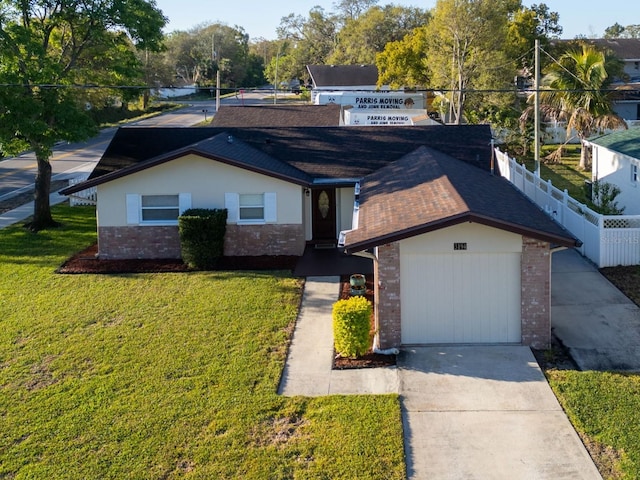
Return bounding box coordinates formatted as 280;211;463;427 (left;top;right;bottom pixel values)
588;127;640;160
62;131;312;194
342;146;578;251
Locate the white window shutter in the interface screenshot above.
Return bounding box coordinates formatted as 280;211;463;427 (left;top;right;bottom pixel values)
178;193;192;214
264;192;277;222
126;194;140;224
225;192;239;222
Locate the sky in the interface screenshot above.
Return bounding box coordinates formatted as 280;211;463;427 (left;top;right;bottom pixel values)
153;0;634;40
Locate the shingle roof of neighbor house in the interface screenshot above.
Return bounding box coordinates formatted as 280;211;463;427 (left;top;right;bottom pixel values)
307;64;378;87
61;124;579;249
564;38;640;61
342;146;579;251
210;104;342;127
588;126;640;160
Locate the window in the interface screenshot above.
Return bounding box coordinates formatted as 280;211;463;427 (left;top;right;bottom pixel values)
126;193;191;225
225;192;277;224
141;194;180;222
632;163;639;184
239;193;265;221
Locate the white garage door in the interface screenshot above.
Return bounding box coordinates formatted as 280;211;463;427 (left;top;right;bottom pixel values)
400;228;521;344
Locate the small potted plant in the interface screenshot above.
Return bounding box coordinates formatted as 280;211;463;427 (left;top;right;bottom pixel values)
349;274;366;296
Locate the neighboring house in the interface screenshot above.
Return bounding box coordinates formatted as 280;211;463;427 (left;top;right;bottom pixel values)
62;124;578;350
306;64;435;122
586;126;640;214
211;104;342;127
307;64;381;102
554;38;640;122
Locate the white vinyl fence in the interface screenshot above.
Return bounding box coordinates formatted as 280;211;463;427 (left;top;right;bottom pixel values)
495;148;640;267
67;176;97;206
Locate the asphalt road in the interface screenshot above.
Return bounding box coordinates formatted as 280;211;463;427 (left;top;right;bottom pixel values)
0;95;273;201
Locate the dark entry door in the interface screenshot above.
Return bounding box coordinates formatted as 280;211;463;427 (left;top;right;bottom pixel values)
311;188;336;242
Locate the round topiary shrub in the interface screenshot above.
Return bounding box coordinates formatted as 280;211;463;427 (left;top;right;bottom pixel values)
332;296;372;358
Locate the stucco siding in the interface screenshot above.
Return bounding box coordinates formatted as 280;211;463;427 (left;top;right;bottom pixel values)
97;154;303;226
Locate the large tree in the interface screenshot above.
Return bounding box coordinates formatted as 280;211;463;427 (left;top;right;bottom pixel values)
329;5;429;65
425;0;521;124
376;26;430;88
0;0;166;231
521;44;627;169
604;23;640;39
276;7;339;80
160;23;259;90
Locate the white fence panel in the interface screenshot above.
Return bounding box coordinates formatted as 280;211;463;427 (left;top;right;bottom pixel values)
68;176;97;206
495;148;640;267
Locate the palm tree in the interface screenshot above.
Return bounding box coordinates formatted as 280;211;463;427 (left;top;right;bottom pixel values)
521;43;627;169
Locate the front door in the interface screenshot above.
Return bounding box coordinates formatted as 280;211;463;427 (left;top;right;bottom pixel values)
311;188;336;243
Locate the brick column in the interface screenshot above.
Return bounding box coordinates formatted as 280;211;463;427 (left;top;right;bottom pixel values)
521;237;551;349
376;242;401;349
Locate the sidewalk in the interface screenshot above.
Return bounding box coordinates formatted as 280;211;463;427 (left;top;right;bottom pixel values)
278;276;399;396
0;191;68;230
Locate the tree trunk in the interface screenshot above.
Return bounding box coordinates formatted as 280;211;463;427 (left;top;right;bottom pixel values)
26;154;59;231
578;137;590;171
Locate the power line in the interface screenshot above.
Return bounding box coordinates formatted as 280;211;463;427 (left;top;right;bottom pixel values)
0;84;638;94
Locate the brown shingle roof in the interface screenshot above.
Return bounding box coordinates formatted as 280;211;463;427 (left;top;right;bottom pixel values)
558;38;640;60
342;146;579;251
65;125;494;188
210;104;342;127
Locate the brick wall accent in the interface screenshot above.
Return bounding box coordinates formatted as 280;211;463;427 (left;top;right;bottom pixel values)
521;236;551;349
224;224;305;256
99;226;181;259
98;224;305;259
376;242;402;349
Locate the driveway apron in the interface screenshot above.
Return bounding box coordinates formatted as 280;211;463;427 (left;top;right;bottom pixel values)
398;346;601;480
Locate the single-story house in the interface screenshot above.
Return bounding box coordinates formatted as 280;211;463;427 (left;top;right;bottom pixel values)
307;64;381;104
62;125;579;349
586;126;640;214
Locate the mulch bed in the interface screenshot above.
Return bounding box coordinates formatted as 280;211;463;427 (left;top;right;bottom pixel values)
57;243;298;274
332;273;397;370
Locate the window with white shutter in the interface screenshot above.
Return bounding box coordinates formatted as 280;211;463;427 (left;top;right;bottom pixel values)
225;192;276;224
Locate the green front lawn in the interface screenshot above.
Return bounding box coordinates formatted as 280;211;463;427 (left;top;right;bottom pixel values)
0;205;405;479
520;144;591;203
547;370;640;479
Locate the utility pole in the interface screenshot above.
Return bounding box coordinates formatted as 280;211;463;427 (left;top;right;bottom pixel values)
534;39;541;177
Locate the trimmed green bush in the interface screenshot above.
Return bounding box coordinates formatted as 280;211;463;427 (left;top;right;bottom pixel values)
178;208;227;269
333;296;372;358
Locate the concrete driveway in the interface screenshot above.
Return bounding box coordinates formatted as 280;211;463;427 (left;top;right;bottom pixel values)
552;249;640;371
399;346;601;480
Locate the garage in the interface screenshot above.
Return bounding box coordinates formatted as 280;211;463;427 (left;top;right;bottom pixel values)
399;223;522;345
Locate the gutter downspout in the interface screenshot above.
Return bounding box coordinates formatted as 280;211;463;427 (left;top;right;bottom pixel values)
351;248;399;356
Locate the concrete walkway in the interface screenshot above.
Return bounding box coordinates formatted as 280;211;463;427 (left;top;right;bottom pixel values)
280;278;602;479
278;276;398;396
552;248;640;371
